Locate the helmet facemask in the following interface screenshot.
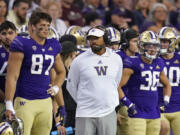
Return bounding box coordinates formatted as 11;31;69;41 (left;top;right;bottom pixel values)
138;31;160;60
159;27;179;55
139;42;160;60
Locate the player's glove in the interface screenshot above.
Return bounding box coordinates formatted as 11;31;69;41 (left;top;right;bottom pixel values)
56;106;67;127
160;95;170;113
120;96;137;116
127;104;137;117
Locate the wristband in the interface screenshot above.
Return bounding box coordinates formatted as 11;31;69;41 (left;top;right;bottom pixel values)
164;95;170;103
120;96;133;108
52;85;59;94
5;100;15;114
56;122;62;127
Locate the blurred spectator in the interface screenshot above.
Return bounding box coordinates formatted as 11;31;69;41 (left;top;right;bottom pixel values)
134;0;149;29
0;0;7;25
148;0;158;9
108;0;138;30
26;0;39;18
108;8;129;31
61;0;84;26
169;0;180;31
46;1;67;37
81;11;103;33
82;0;100;14
8;0;14;10
140;3;169;33
82;0;107;24
124;0;137;10
7;0;30;31
73;0;84;10
39;0;51;12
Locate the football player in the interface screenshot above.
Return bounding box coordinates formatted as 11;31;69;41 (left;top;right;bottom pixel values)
118;31;171;135
106;27;121;51
65;25;88;53
116;29;139;135
0;21;17;122
158;27;180;135
4;12;66;135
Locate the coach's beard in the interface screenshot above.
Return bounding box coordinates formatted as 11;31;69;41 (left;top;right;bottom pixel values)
91;45;105;53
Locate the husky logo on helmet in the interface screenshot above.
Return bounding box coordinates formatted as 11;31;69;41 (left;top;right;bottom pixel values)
65;26;86;46
159;27;179;54
0;118;24;135
106;27;120;45
138;31;160;60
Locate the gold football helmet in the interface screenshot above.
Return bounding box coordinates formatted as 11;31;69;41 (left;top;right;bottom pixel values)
65;26;86;46
0;118;24;135
0;122;13;135
106;27;121;45
48;26;59;40
159;27;179;54
138;31;160;60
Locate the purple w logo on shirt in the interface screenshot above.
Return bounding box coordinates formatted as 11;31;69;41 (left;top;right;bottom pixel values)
94;66;108;76
20;101;26;106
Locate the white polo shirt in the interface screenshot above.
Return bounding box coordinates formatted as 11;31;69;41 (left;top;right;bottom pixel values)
66;48;123;117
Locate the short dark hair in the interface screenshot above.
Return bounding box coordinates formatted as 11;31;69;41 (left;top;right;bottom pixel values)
0;21;17;32
29;11;52;25
85;11;101;25
13;0;30;8
60;35;77;45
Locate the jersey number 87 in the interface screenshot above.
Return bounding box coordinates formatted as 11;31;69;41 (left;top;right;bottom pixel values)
31;54;54;75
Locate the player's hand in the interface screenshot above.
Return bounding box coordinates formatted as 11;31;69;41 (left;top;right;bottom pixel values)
5;110;16;121
160;101;169;113
5;100;16;120
47;85;59;96
56;106;67;127
57;125;66;135
117;113;126;125
127;104;137;117
161;96;170;112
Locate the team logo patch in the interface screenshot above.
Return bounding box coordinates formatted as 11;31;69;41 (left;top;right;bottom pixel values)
149;66;153;70
98;60;103;64
166;62;170;65
20;101;26;106
32;45;37;51
140;63;144;69
94;66;108;76
42;48;45;52
1;53;6;58
173;59;179;64
156;65;160;69
48;47;53;51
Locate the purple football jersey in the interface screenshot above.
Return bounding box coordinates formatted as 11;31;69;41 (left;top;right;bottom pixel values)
116;50;139;96
116;50;129;96
0;45;9;92
10;36;61;100
158;52;180;113
123;55;165;119
116;50;127;61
